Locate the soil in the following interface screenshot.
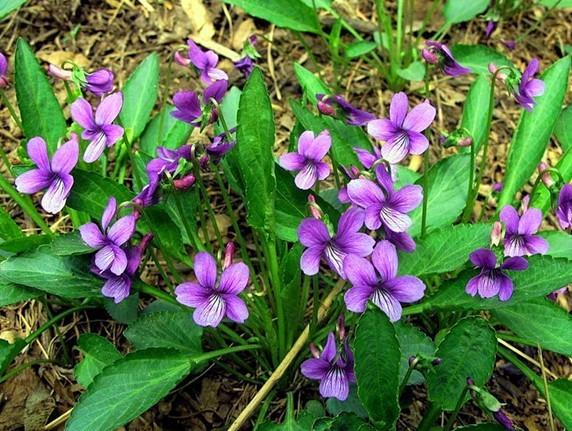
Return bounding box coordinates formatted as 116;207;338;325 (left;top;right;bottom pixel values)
0;0;571;430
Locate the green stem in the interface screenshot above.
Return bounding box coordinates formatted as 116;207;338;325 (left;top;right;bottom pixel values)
25;304;91;344
417;403;441;431
193;163;224;250
402;302;429;316
173;188;205;252
0;360;53;384
191;344;261;364
0;174;53;235
399;357;417;396
444;385;470;431
0;90;23;130
465;139;476;217
421;149;430;237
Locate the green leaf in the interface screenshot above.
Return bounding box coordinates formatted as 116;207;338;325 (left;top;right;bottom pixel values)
119;53;160;143
0;234;50;257
0;251;100;298
294;63;330;104
279;244;304;336
399;224;491;277
499;56;571;206
0;338;27;374
541;230;572;259
313;412;376;431
531;146;572;211
427;317;496;411
67;169;133;219
0;280;42;307
454;425;505;430
50;232;93;256
290;100;371;166
460;74;493;153
451;44;512;75
554;104;572;151
104;292;139;324
236;68;276;232
0;0;26;20
223;0;320;33
74;334;123;388
396;61;426;82
326;386;367;419
540;0;572;6
257;398;324;431
125;311;202;355
395;322;435;386
275;167;309;242
66;348;192;431
492;298;572;355
345;41;377;59
140;104;192;156
425;255;572;311
410;154;471;236
353;309;400;428
0;207;22;241
15;38;67;153
443;0;489;24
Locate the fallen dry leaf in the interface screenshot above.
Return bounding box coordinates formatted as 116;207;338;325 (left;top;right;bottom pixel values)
180;0;216;41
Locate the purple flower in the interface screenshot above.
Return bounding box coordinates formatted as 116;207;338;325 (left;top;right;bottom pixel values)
383;226;416;253
71;92;124;163
493;410;514;431
0;52;9;88
133;174;160;209
514;59;545;111
316;94;375;126
234;56;255;78
502;40;517;51
466;248;528;301
423;41;471;77
171;80;228;126
95;234;152;303
344;240;425;321
484;21;497;38
300;333;355;401
347;165;423;232
298;208;375;278
354;145;382;170
175;252;249;327
175;39;228;84
15;134;79;214
556;184;572;230
279;130;332;190
79;197;137;275
146;145;193;176
84;68;114;96
367;92;436;163
500;205;548;257
207;129;236;159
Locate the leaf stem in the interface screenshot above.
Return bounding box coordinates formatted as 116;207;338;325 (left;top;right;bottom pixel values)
0;89;23;130
443;384;470;431
417;403;441;431
421;150;430;237
192;344;261;364
25;304;92;344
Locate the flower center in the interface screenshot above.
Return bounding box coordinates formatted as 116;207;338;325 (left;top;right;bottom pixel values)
324;243;346;276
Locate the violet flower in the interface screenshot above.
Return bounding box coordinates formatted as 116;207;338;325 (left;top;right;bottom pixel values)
466;248;528;301
344;240;425;321
500;205;548;257
316;94;375;126
514;59;545;111
367;92;436;163
175;39;228;84
146;145;193;176
171;80;228;126
84;68;114;96
423;41;471;77
71;92;124;163
207;129;236;159
133;174;160;209
347;165;423;233
279;130;331;190
79;197;137;275
234;56;254;78
298;208;375;279
15;134;79;214
484;21;497;39
300;332;355;401
493;410;514;431
556;184;572;230
354;145;382;170
175;252;249;327
0;52;9;88
95;234;152;303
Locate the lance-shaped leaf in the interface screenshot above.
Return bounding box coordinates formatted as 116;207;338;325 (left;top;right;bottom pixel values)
452;44;512;75
140;104;193;155
294;63;330;104
499;56;571;206
554;104;572;151
531;146;572;212
460;74;492;153
74;334;123;387
0;0;26;20
0;280;41;307
443;0;489;24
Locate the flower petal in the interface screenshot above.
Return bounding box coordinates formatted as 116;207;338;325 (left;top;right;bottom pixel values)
101;197;117;231
107;215;136;245
14;169;52;194
476;272;501;298
83;132;108;163
223;294;249;323
524;235;549;255
294;163;318;190
175;282;210;307
193;294;226;327
379;204;411;233
465;276;479;297
407;131;430;155
79;223;106;248
101;275;131;303
385;276;425;303
321;332;337;362
402;101;436;132
300;358;329;380
381;133;410;164
469;248;497;269
518;208;542;235
336;233;375;257
279;152;306;171
194;252;218;289
109;245;128;275
299;130;331;161
344;254;377;288
219;262;249;294
389;92;409;126
95;92;123;125
371;240;398;282
296;130;315;155
498;274;514;301
500;205;519;234
371;289;403;322
319;368;350;401
102;124;124;147
336;207;365;237
71;98;96;130
364;206;382;230
51;134;79;174
298;218;330;247
390;184;423;213
41;175;73;214
347;179;384;208
344;285;374;313
316;162;330;181
26;137;50;171
95;245;115;272
367;118;400;142
300;246;322;276
501;256;528;271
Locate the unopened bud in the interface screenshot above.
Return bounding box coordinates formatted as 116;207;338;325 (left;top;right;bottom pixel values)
488;63;507;80
458;136;472;147
493;410;514;430
174;51;191;67
502;40;516;51
521;195;530;213
139;233;154;253
308;195;323;219
492;182;504;193
47;64;73;81
173;174;196;190
309;343;320;359
421;48;439;64
199;154;210;169
467;377;475;387
431;357;442;366
317;100;336;116
538;162;555;188
223;242;236;270
491;221;503;246
336;315;346;340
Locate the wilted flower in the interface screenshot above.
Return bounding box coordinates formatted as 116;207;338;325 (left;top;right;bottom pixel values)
298;208;374;278
175;251;249;327
367;92;436;163
15;134;79;214
344;240;426;321
300;332;355;401
423;41;471;76
316;94;375;126
513;59;545;111
175;39;228;84
0;52;9;88
171;80;228;126
279;130;331;190
347;164;423;232
556;184;572;230
95;234;152;303
500;205;548;257
71;92;124;163
79;197;137;275
466;248;528;301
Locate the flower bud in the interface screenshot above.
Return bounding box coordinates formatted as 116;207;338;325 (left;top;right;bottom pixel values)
491;221;503;246
458;136;472;147
538;162;555;188
431;357;442;366
502;40;516;51
308;195;323;219
493;410;514;430
492;182;504;193
174;50;191;67
223;242;236;270
199;154;210;169
336;314;346;340
521;195;530;213
488;63;507;80
309;343;320;359
47;64;73;81
0;53;9;88
421;48;439;64
173;174;196;191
